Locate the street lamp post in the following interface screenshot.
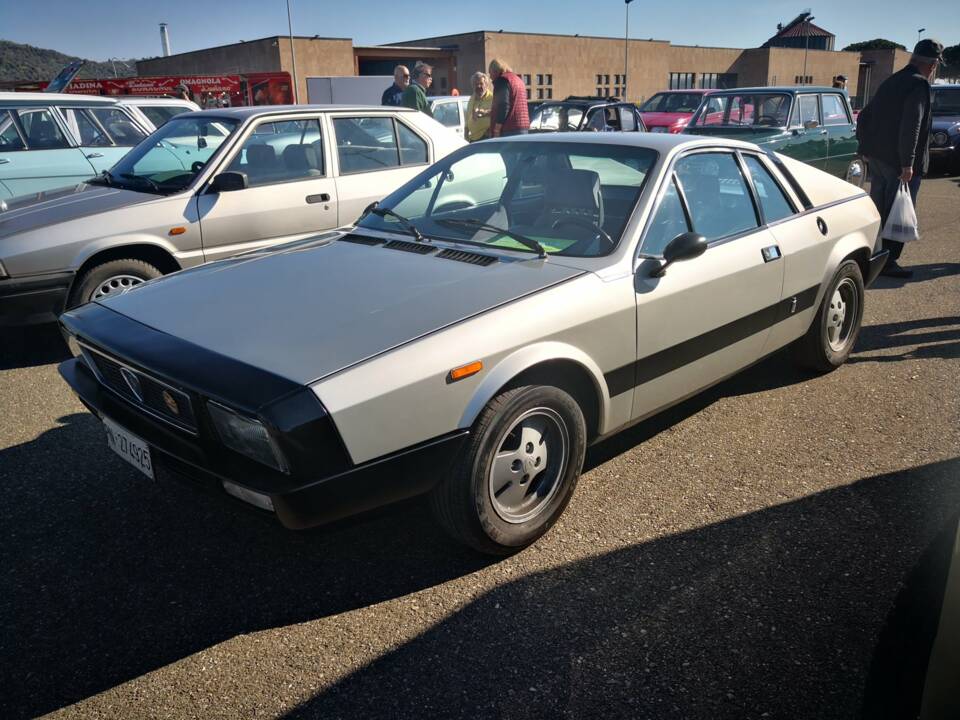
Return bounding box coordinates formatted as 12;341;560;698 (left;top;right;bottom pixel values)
624;0;634;100
286;0;300;103
802;14;815;85
918;28;926;44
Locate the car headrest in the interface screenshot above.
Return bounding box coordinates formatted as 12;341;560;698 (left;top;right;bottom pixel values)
282;144;321;172
246;144;277;167
544;169;604;223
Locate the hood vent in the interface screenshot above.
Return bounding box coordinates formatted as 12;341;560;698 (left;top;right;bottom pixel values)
383;239;436;255
341;235;384;246
436;248;498;266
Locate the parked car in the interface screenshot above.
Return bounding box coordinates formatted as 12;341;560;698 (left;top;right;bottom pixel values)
58;133;886;554
683;87;863;184
0;104;465;326
529;96;647;133
115;97;199;131
429;95;471;139
639;89;712;133
929;84;960;173
0;93;201;200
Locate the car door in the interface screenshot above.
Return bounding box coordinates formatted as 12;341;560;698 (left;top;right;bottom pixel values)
432;101;463;138
0;107;97;197
195;114;339;263
819;92;858;178
331;114;431;225
58;106;147;174
630;150;784;420
786;94;828;167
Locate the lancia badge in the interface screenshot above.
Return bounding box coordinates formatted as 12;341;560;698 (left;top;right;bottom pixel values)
162;390;180;415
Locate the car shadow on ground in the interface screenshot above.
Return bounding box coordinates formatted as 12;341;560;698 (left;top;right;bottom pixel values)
0;348;830;719
850;315;960;364
869;262;960;290
0;323;69;371
281;458;960;720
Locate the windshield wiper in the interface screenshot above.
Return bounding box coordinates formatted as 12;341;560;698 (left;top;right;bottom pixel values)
87;170;114;186
435;218;546;258
117;173;161;193
363;203;426;242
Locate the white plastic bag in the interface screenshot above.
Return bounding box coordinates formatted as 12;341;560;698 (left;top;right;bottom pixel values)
881;181;919;243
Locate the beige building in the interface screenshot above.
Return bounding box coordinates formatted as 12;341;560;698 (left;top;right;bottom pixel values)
137;30;906;109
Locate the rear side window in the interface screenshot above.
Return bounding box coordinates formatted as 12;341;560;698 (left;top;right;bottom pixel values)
675;152;758;241
89;108;146;146
821;94;850;125
18;108;70;149
226;118;325;187
433;102;460;128
334;116;404;174
61;108;111;146
0;110;26;151
619;107;637;131
139;105;190;128
794;95;820;127
396;122;428;165
743;155;795;224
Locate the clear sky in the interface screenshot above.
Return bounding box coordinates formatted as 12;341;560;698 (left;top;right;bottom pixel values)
3;0;957;61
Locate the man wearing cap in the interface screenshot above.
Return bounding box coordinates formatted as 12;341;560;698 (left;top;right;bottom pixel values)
857;38;943;278
832;75;847;90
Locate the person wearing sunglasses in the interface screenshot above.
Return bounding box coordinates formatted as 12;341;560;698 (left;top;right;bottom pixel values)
381;65;410;107
402;62;434;117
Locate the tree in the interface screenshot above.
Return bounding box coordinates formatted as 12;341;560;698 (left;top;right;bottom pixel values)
842;39;907;52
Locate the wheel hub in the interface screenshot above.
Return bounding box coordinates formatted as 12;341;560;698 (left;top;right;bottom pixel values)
488;407;568;524
826;278;858;352
91;274;144;301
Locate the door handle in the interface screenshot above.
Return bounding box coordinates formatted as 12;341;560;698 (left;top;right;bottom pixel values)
306;193;330;204
86;152;104;159
761;245;782;263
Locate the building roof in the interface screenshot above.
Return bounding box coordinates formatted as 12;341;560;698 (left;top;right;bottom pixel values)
762;12;835;46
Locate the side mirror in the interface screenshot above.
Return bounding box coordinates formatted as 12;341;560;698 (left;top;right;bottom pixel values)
650;232;708;277
209;171;248;193
803;119;820;130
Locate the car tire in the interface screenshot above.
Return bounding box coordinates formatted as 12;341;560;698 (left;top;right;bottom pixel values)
67;258;163;309
429;385;587;555
793;259;865;372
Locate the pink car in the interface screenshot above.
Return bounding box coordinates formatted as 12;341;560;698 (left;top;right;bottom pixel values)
639;89;712;133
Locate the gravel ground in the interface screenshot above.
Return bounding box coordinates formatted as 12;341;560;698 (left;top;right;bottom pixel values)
1;175;958;720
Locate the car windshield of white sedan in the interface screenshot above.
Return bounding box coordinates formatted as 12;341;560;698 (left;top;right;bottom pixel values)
356;141;656;257
529;104;587;131
690;93;792;128
98;116;240;194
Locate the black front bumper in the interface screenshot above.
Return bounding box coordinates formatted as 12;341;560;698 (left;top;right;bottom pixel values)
865;250;890;288
59;356;469;529
0;271;73;327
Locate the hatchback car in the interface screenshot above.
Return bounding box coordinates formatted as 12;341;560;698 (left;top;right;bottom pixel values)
929;84;960;173
529;97;647;133
683;87;862;184
59;133;886;554
0;104;465;326
639;89;712;133
430;95;471;139
0;92;199;199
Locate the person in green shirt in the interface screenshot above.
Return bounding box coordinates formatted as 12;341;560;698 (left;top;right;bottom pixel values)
466;71;493;142
402;62;434;117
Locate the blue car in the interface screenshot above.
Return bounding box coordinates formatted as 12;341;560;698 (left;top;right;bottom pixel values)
930;84;960;174
0;93;194;200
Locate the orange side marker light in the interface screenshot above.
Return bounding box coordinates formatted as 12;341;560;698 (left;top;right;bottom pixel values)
449;360;483;382
169;226;186;236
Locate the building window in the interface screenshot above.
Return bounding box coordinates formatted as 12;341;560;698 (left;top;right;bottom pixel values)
547;88;553;99
699;72;737;89
596;74;603;85
546;74;553;85
537;87;544;99
536;74;543;85
669;72;696;90
526;88;531;99
604;74;610;85
523;74;531;85
794;75;813;85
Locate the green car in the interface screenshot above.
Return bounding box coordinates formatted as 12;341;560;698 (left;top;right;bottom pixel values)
683;86;863;185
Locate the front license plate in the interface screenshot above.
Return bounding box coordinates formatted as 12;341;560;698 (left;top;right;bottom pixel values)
104;417;154;480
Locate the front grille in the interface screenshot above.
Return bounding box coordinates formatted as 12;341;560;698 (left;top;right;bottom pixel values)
82;344;197;433
436;248;498;266
383;239;436;254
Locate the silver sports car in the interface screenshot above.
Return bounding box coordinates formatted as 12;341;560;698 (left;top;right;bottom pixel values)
59;133;886;554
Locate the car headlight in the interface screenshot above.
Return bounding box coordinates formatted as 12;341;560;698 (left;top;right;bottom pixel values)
64;331;82;358
933;131;949;146
207;401;289;472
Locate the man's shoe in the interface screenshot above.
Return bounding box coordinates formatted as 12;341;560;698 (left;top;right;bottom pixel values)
880;262;914;279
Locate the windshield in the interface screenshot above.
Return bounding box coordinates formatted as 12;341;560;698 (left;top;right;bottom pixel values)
529;104;587;131
102;115;240;194
690;93;792;128
640;92;704;113
931;88;960;115
355;141;657;257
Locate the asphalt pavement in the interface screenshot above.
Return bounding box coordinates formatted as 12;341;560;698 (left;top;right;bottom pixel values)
1;175;959;720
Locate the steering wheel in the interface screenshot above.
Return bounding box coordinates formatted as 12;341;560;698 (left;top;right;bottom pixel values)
190;160;206;173
551;216;614;252
755;115;782;127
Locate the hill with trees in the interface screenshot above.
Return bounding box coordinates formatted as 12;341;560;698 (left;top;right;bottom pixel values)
0;39;137;82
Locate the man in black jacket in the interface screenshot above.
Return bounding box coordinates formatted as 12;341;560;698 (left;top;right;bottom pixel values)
857;39;943;278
